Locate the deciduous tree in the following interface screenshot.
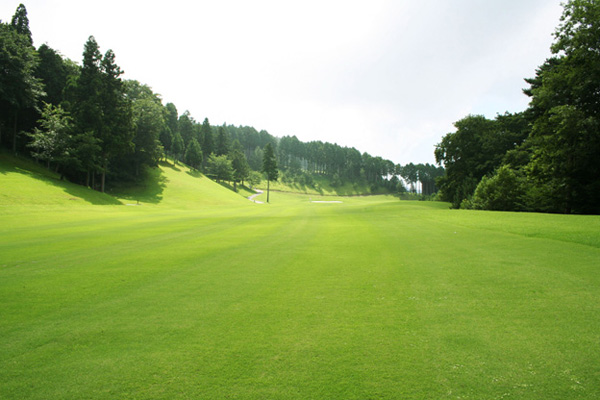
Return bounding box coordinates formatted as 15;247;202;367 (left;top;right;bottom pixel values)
207;154;233;182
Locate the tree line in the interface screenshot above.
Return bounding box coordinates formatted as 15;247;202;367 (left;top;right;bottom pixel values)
1;3;442;195
435;0;600;214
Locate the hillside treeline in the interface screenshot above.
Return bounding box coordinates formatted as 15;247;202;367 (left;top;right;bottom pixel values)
0;4;442;194
435;0;600;214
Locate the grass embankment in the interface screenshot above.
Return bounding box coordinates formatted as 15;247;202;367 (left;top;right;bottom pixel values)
1;153;600;399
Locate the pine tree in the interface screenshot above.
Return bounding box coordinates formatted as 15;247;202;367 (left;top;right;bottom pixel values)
216;125;229;156
262;143;278;203
184;138;203;170
230;140;250;191
10;3;32;46
171;131;184;164
97;48;134;192
1;5;43;153
178;111;194;150
200;117;214;163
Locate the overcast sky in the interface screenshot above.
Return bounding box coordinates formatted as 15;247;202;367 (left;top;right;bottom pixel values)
2;1;564;164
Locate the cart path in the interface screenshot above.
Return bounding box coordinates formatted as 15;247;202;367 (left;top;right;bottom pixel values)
248;190;264;204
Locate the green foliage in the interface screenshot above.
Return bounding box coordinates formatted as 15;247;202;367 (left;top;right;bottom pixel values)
68;130;101;186
230;145;250;185
9;3;32;46
215;125;229;156
262;142;278;181
435;114;526;208
248;146;263;171
178;111;194;150
207;153;233;182
522;0;600;214
461;0;600;214
184;138;203;170
126;80;166;173
0;16;43;152
200;117;214;160
26;102;72;168
262;142;278;202
248;170;263;188
470;165;526;211
161;102;178;154
171;131;184;163
70;37;135;191
35;44;69;106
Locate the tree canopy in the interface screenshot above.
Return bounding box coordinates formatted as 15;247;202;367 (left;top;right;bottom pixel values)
434;0;600;214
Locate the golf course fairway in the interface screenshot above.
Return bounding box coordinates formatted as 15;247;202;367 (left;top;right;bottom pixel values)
1;156;600;399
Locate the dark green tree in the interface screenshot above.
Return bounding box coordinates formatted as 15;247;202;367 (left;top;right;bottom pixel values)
470;165;527;211
171;131;184;164
200;117;214;163
435;115;517;207
70;130;101;187
125;80;165;175
230;140;249;191
162;102;178;156
0;17;43;152
184;137;203;170
73;35;103;180
97;48;134;191
523;0;600;213
262;142;278;202
216;125;229;156
10;4;32;46
35;44;69;106
178;111;194;150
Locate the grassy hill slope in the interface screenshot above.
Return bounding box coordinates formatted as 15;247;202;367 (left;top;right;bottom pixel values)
111;160;251;208
0;153;121;206
0;153;251;209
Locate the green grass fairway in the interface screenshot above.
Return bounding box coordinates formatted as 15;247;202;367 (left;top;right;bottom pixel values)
1;155;600;399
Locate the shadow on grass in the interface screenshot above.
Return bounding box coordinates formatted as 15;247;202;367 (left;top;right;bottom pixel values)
161;160;181;172
217;181;236;191
186;169;203;178
113;167;168;204
0;153;123;205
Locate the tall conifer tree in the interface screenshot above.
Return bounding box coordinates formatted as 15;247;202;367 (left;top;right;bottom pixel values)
262;142;278;203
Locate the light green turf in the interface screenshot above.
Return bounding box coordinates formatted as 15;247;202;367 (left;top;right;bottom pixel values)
1;153;600;399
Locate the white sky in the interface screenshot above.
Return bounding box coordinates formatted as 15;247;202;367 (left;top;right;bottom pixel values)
2;1;564;164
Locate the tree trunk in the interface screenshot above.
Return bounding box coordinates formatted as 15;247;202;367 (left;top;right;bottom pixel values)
86;170;90;188
12;110;18;154
101;157;107;193
267;179;270;203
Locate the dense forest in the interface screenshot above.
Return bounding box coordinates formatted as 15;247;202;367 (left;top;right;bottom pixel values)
435;0;600;214
0;3;443;196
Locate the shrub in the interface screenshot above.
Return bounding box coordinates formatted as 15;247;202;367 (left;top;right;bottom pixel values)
471;165;526;211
